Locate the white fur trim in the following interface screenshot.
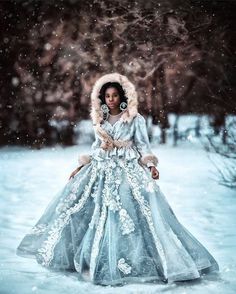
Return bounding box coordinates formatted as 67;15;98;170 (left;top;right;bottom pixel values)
90;72;138;125
139;153;158;166
78;154;91;166
147;161;156;168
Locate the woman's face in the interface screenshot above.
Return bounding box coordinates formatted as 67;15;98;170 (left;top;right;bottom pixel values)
105;87;121;111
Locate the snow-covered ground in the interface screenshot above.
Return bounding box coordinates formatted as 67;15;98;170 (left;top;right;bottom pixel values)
0;138;236;294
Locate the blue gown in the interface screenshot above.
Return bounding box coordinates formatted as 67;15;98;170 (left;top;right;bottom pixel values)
16;113;219;286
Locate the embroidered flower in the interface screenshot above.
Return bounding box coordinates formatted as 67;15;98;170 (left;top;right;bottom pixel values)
107;198;119;211
29;223;48;235
117;258;132;275
74;260;81;272
66;193;77;202
55;202;66;214
119;208;135;235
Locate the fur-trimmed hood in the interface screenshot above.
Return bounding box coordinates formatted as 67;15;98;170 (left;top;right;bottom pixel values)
90;72;138;125
78;73;159;168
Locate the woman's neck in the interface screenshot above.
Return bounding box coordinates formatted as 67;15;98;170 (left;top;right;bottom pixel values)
109;109;122;115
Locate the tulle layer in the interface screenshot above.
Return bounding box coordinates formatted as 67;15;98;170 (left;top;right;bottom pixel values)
16;157;219;286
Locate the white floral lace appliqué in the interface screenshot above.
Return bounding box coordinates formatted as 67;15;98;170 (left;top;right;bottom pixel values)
117;258;132;275
121;159;168;279
74;260;82;272
119;208;135;235
37;164;98;267
29;223;48;235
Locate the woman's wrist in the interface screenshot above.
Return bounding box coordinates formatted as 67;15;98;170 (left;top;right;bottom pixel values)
146;160;156;168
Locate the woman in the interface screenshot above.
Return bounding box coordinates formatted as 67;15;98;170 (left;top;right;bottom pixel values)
16;72;219;286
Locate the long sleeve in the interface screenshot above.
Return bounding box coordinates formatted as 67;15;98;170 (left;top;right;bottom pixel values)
133;114;158;167
78;128;102;167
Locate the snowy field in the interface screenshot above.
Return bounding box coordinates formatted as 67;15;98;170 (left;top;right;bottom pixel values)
0;137;236;294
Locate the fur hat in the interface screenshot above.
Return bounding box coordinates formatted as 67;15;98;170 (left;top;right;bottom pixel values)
90;72;138;125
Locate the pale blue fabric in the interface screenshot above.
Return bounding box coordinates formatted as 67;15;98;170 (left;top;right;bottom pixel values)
91;113;155;163
16;113;219;286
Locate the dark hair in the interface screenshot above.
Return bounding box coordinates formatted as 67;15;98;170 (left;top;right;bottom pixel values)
98;82;128;105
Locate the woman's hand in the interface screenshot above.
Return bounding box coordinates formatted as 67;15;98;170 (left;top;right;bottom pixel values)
69;166;83;180
149;166;159;180
100;140;113;151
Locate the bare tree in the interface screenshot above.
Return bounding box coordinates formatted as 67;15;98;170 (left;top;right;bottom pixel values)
204;118;236;189
0;0;234;146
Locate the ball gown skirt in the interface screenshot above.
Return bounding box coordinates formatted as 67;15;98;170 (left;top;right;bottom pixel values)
16;156;219;286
